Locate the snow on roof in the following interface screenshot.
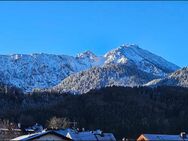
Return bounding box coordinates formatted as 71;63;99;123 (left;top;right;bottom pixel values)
0;128;21;131
0;128;9;131
12;128;116;141
95;133;116;141
65;128;96;140
142;134;188;141
11;130;70;141
12;130;48;141
12;132;43;141
65;129;116;141
67;131;97;141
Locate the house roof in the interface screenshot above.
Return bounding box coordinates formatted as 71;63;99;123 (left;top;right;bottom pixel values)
67;131;97;140
12;128;116;141
138;134;188;141
11;130;72;141
66;129;116;141
95;133;116;141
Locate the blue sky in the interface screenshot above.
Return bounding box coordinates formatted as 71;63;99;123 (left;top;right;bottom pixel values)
0;2;187;67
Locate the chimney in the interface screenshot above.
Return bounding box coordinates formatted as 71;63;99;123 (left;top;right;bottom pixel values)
18;123;21;128
180;132;186;139
82;128;85;132
96;129;103;136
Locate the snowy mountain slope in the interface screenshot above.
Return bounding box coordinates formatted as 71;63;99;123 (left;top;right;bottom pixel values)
51;64;159;94
76;51;105;67
104;44;179;76
48;44;180;94
145;67;188;88
0;44;180;93
0;53;101;92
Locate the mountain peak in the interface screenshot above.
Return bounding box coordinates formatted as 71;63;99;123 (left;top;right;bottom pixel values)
104;44;179;76
119;43;139;48
76;50;97;60
109;44;138;53
104;44;144;63
104;44;139;57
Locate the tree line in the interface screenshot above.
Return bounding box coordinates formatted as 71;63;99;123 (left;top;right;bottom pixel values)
0;85;188;140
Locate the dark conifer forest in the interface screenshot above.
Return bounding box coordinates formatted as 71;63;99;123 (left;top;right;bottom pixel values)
1;85;188;140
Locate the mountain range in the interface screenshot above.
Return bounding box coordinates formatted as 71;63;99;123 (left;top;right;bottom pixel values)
0;44;186;94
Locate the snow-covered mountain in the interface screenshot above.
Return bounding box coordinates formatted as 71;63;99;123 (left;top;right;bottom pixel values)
145;67;188;88
49;44;180;94
104;44;179;76
0;44;180;93
0;53;99;92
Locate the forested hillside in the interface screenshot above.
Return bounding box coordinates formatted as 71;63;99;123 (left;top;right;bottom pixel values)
1;86;188;139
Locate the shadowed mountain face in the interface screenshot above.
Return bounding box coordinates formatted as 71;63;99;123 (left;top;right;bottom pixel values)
0;44;179;93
